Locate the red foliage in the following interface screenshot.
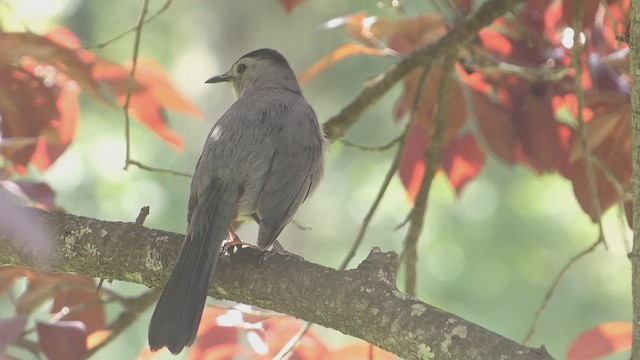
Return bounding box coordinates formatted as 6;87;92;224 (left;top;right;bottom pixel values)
567;321;632;359
37;321;87;360
0;26;201;173
305;0;631;219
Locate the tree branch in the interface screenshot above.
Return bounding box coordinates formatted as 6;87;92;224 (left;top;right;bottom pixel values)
0;209;552;360
629;0;640;357
322;0;524;141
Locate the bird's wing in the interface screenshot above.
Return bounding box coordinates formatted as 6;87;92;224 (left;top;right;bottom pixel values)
256;101;324;249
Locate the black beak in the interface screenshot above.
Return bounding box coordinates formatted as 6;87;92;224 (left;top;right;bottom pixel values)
205;74;230;84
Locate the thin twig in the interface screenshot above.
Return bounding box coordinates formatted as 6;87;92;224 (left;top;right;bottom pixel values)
86;289;161;357
522;0;611;344
521;236;603;344
340;136;402;152
572;0;606;242
123;0;150;171
338;68;432;271
82;0;173;50
135;206;151;225
402;51;458;296
271;322;312;360
127;159;192;178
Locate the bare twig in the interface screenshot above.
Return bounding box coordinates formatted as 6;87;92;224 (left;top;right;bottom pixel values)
339;136;402;152
403;51;458;296
522;0;611;344
83;0;173;50
135;206;151;225
86;289;161;357
339;68;433;271
127;159;192;178
123;0;150;171
521;237;603;344
572;0;606;238
271;322;312;360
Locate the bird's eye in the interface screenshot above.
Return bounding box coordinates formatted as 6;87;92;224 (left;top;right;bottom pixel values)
237;63;247;74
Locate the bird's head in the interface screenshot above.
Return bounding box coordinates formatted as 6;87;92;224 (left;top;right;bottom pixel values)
206;48;299;99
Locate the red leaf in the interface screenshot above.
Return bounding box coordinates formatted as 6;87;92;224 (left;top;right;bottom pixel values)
30;81;81;172
190;307;243;360
37;321;87;360
398;122;428;203
51;276;105;335
0;180;56;209
130;58;203;118
94;58;199;150
442;134;486;194
477;28;513;57
280;0;305;12
566;97;630;220
0;317;27;354
326;342;395;360
567;322;631;360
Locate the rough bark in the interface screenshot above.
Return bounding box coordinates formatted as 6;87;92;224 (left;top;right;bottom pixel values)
0;208;553;360
630;0;640;356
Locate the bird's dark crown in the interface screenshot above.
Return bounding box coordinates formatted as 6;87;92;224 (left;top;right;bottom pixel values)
241;48;290;68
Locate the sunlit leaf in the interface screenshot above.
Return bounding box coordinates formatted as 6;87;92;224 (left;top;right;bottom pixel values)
298;44;388;85
86;329;111;351
442;134;486;194
567;322;631;360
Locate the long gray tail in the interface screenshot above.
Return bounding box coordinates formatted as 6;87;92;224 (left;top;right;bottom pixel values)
148;181;238;354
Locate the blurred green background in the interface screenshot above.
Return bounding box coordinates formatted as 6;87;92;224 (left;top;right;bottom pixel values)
0;0;631;359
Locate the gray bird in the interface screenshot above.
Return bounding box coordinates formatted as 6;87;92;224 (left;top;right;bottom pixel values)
148;49;326;354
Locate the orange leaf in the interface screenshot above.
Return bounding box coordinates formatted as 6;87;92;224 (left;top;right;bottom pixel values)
128;58;203;118
326;342;395;360
94;58;200;150
442;134;486;194
567;322;632;360
30;81;81;172
477;28;513;57
298;44;388;86
86;329;111;350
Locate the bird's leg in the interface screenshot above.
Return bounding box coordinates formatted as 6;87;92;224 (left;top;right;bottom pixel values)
222;228;259;252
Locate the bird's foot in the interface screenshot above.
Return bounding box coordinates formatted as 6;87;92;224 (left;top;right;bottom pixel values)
259;240;305;264
223;229;259;253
